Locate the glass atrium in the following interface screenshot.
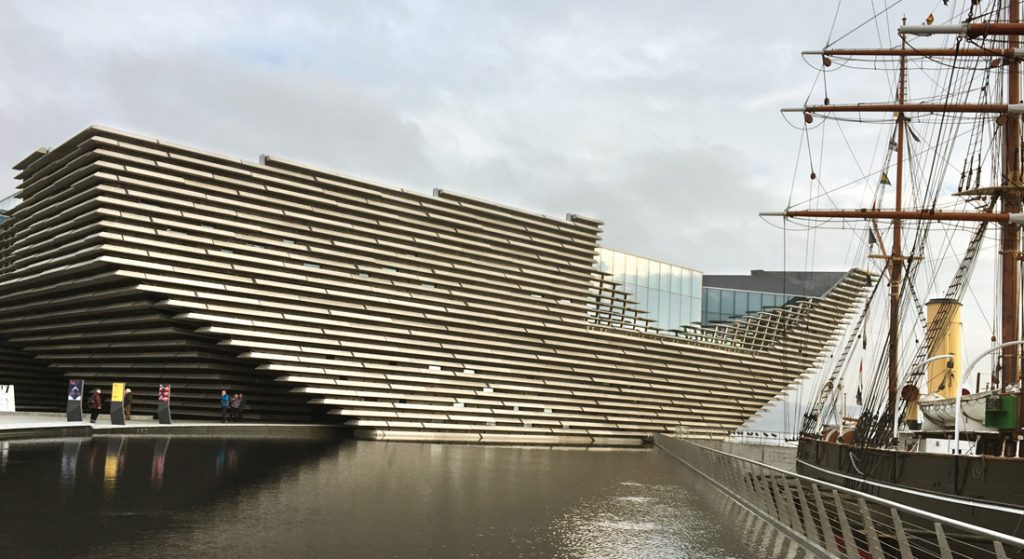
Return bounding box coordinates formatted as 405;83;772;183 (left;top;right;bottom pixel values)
595;248;702;331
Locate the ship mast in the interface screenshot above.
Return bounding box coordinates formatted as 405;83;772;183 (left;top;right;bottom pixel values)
1001;2;1022;403
888;22;907;442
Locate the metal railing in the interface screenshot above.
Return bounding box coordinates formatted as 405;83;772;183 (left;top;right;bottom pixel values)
656;434;1024;559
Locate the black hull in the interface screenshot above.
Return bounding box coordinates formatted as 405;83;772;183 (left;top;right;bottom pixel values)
797;439;1024;538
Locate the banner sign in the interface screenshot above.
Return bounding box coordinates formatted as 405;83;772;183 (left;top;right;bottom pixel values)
0;384;14;412
68;379;84;401
157;384;172;424
111;383;125;403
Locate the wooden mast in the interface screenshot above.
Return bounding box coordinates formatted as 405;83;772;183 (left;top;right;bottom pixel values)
887;22;907;442
1004;1;1023;432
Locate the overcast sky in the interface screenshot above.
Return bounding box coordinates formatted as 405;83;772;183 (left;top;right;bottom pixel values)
0;0;884;274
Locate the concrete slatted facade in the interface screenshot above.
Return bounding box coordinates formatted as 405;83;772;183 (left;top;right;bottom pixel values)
0;126;869;443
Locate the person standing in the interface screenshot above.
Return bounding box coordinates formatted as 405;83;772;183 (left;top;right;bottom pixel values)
89;388;102;423
220;389;230;423
124;388;133;420
237;393;247;422
229;393;241;421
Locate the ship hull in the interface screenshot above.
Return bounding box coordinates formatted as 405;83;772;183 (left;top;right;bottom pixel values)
797;438;1024;538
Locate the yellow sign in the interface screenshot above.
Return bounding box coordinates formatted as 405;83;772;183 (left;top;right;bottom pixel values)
111;382;125;403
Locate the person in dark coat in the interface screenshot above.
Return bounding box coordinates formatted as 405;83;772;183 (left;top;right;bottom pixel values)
229;393;241;421
88;389;102;423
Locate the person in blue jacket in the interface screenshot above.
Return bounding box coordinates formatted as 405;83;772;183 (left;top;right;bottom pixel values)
219;389;230;423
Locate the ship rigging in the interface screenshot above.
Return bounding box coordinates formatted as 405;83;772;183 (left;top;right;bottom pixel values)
772;1;1024;458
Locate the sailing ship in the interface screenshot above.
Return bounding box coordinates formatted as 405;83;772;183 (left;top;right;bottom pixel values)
773;1;1024;538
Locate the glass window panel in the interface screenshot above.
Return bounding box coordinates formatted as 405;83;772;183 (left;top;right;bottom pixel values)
735;291;749;315
648;261;660;291
659;292;671;328
692;272;702;294
672;267;683;294
721;290;735;315
635;286;648;310
705;288;719;314
750;292;762;310
596;249;610;273
640;260;650;290
610;250;626;280
624;254;637;286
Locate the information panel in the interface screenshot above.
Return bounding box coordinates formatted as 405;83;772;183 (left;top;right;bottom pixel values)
68;379;84;401
66;379;84;422
110;382;127;425
0;384;14;412
157;384;172;424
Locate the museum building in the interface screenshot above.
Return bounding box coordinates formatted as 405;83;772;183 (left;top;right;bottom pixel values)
0;126;868;444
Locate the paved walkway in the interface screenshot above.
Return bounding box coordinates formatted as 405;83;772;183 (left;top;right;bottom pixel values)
0;411;343;440
0;411;147;425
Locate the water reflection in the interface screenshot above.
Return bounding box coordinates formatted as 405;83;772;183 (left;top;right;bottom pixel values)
59;439;81;489
0;438;805;559
103;437;124;494
150;437;168;489
0;436;333;558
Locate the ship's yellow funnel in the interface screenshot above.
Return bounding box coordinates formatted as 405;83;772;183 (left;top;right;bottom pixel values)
926;298;963;399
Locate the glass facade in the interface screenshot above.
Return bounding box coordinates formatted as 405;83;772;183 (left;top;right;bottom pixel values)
0;194;19;225
701;287;790;324
596;248;702;331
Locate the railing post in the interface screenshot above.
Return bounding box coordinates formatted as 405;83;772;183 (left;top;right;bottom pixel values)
832;489;860;559
890;508;915;559
934;522;954;559
812;484;840;555
763;472;785;522
767;475;797;530
858;497;885;558
793;480;821;547
780;477;804;532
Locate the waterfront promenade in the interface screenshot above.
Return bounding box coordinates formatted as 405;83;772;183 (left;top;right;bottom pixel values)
0;411;343;440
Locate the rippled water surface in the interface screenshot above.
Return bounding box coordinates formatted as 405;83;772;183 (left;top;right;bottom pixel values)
0;437;808;558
